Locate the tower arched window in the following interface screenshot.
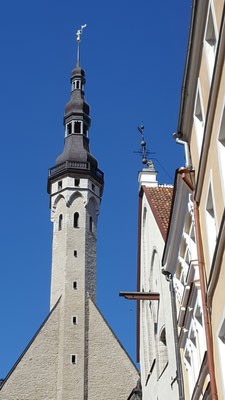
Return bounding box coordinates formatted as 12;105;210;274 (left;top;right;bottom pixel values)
74;212;79;228
74;121;81;133
58;214;63;231
76;80;80;89
90;216;93;232
67;123;72;135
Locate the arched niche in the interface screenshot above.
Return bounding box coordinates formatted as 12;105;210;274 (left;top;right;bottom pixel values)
53;194;66;211
67;191;83;207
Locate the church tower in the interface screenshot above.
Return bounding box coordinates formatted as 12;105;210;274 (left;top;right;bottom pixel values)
0;30;138;400
47;34;104;398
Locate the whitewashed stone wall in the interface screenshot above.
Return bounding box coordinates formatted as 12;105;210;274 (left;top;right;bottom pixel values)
0;300;61;400
88;296;139;399
140;193;179;400
0;176;139;399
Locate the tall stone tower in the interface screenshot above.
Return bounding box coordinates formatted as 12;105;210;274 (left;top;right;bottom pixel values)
0;36;139;400
47;41;104;398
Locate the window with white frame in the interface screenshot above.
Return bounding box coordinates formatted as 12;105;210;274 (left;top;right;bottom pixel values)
206;182;217;263
204;2;218;81
66;120;83;136
218;103;225;197
194;86;204;154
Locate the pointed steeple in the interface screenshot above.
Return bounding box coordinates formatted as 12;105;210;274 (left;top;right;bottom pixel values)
48;30;104;195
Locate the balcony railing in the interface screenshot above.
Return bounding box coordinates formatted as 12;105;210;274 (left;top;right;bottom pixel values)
48;161;104;181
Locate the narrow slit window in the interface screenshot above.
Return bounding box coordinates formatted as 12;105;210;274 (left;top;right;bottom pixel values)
72;316;77;325
58;214;63;231
75;178;80;187
90;216;93;233
76;81;80;89
74;212;79;228
92;184;95;192
71;355;77;364
75;121;81;133
74;250;77;257
58;181;62;190
67;123;72;135
73;281;77;290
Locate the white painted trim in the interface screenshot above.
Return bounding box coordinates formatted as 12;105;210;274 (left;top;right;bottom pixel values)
65;120;84;137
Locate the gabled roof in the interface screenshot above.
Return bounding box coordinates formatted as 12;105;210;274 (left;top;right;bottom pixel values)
143;186;173;241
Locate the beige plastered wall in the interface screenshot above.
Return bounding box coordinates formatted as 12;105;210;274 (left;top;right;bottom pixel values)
188;2;225;397
190;5;225;397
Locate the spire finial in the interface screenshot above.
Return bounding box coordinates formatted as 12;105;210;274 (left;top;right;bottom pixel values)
138;123;147;165
76;24;87;64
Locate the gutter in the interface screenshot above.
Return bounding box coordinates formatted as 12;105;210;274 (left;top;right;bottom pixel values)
177;0;197;138
178;168;218;400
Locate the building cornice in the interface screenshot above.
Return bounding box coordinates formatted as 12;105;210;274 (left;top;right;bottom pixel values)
177;0;208;141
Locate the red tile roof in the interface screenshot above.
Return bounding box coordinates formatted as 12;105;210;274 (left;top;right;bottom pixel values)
143;186;173;241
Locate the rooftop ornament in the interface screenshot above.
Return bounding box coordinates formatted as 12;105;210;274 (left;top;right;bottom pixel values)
76;24;87;42
76;24;87;62
137;123;147;165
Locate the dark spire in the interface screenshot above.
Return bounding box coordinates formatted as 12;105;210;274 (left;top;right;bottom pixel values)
56;28;96;168
48;28;104;195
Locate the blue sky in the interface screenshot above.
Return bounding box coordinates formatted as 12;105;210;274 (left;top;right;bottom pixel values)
0;0;191;376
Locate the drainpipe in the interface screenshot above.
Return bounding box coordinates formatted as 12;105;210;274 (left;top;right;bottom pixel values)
173;133;192;169
162;270;184;400
179;168;218;400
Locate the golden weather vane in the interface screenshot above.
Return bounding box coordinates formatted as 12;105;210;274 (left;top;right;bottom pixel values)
76;24;87;42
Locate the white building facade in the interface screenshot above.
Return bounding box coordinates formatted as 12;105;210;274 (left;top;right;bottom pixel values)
137;163;182;400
